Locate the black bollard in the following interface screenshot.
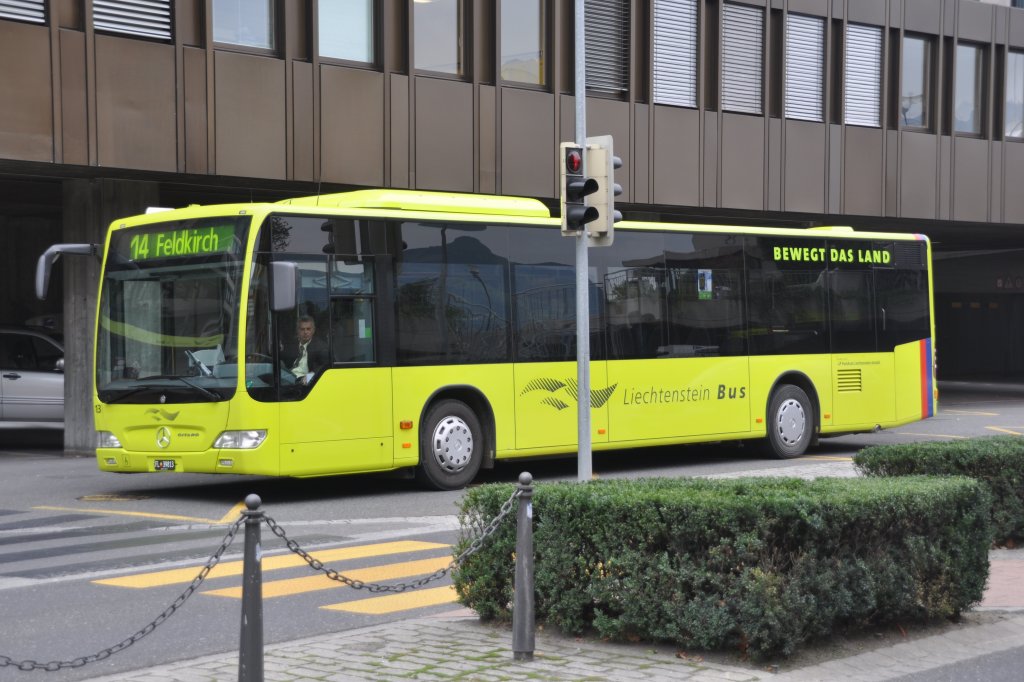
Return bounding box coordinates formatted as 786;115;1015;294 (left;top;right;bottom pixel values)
238;494;264;682
512;472;535;661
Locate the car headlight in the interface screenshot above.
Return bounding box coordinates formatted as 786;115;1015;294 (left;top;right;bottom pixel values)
213;430;267;449
96;431;122;448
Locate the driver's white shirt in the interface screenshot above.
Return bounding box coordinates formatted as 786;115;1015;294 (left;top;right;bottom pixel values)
291;342;309;377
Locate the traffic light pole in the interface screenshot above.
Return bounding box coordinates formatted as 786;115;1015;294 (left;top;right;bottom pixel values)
574;0;592;483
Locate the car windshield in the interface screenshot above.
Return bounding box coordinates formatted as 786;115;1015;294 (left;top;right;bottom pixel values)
96;216;250;403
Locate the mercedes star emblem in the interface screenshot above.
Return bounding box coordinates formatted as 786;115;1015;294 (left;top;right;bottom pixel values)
156;426;171;449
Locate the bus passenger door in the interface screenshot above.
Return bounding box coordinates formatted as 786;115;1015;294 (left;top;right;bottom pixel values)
278;257;393;475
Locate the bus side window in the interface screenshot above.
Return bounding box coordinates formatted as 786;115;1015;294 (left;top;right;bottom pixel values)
329;259;375;364
606;267;665;360
273;257;331;395
828;270;876;352
332;298;375;363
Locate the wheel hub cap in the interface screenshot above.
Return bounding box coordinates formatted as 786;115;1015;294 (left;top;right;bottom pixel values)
431;416;473;473
776;399;806;445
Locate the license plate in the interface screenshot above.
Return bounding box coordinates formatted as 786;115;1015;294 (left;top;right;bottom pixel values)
153;459;176;471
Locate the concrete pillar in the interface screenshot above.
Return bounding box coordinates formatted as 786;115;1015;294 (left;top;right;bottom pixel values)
62;179;159;456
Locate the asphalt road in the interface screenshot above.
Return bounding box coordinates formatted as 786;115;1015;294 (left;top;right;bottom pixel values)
0;380;1022;680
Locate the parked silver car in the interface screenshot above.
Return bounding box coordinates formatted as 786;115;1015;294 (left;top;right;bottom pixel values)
0;327;64;429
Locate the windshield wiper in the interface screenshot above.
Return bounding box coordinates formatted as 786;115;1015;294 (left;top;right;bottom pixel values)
174;376;221;401
184;349;214;377
135;375;222;401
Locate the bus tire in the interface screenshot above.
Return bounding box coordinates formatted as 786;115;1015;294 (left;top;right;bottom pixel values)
765;385;813;459
416;400;483;490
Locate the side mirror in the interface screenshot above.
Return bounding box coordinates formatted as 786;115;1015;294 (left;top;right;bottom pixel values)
270;261;298;312
36;244;98;300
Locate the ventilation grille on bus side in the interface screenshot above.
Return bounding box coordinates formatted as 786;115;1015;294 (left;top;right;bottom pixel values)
836;368;863;392
892;241;925;269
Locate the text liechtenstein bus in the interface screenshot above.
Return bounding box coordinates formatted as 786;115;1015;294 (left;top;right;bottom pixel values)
38;190;936;490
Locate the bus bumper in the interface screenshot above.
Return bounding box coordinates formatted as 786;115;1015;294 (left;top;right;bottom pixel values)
96;446;278;475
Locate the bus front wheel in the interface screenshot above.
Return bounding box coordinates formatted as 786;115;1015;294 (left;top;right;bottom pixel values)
765;385;813;459
417;400;484;490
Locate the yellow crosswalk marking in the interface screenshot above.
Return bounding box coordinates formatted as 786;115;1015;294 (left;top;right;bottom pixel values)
203;556;451;599
322;586;457;615
33;506;224;524
94;541;448;589
36;500;252;525
218;501;248;524
986;426;1023;436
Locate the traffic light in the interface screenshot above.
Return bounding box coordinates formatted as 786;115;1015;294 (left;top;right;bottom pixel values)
584;135;623;247
559;142;599;235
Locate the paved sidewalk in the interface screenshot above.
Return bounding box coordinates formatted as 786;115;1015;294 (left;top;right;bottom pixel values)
84;461;1024;682
89;610;763;681
983;555;1024;611
86;605;1024;682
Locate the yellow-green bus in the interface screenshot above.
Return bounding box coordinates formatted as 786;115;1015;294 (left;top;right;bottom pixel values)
40;189;936;490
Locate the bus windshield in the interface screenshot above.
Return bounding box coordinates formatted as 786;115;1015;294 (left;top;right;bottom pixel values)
96;216;250;403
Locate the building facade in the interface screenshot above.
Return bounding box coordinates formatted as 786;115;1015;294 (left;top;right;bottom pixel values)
1;0;1023;451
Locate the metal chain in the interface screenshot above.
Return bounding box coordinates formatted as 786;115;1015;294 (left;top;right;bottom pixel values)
0;488;523;671
0;518;244;672
263;487;523;593
451;488;523;568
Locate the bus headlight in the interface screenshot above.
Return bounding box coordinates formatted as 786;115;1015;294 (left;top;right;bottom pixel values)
97;431;122;448
213;430;267;449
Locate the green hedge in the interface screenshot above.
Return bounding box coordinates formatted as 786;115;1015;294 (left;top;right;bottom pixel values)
855;435;1024;542
453;477;990;659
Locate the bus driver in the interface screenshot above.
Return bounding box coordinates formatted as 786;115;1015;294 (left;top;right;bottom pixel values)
284;315;328;384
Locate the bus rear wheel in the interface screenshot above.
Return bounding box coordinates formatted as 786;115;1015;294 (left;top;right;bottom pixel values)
417;400;483;490
765;385;813;459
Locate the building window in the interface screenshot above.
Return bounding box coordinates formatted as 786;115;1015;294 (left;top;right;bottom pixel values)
320;0;374;63
900;34;932;130
785;14;825;122
954;43;984;135
1008;51;1024;139
93;1;172;40
652;0;698;108
844;23;883;127
721;3;764;115
585;0;630;96
213;0;274;50
0;0;45;23
414;0;463;76
501;0;545;85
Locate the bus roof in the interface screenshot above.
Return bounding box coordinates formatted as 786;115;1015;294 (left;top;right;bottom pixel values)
277;189;551;218
121;190;926;243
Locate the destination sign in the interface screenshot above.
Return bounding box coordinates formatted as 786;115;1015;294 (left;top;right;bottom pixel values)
770;244;893;266
123;225;236;261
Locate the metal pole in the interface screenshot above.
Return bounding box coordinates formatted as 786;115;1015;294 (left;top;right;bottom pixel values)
574;0;592;482
238;494;264;682
512;472;535;661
